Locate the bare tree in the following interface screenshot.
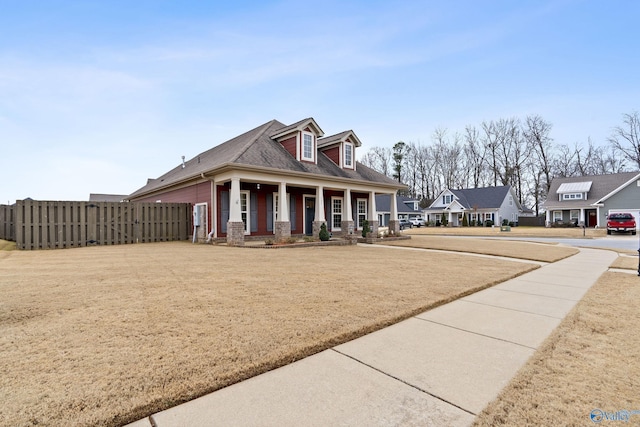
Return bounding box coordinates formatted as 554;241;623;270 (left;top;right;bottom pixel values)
523;115;554;194
608;111;640;169
463;125;488;188
359;146;393;177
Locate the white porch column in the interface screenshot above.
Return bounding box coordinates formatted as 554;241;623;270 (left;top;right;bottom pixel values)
344;188;353;221
368;191;378;235
545;210;551;227
368;191;377;221
227;177;245;246
388;191;400;234
229;177;242;222
390;191;398;221
278;182;289;221
315;185;325;222
579;208;585;226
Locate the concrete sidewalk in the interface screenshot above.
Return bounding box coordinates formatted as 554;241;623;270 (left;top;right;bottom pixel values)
127;247;617;427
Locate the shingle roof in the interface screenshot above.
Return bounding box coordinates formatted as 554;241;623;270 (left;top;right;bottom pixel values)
375;194;420;213
318;130;362;148
542;172;640;208
450;186;513;209
129;119;402;198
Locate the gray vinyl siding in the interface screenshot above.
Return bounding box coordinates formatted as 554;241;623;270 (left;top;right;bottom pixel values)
601;179;640;225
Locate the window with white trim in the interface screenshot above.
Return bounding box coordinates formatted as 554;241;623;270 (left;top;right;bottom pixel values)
302;132;314;161
332;197;343;230
344;143;353;168
562;193;583;200
357;198;367;229
570;210;579;222
443;194;453;204
553;211;562;222
240;191;250;234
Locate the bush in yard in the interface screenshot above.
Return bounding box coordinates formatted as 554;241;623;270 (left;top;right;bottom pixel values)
502;218;509;226
361;219;371;238
485;220;494;227
319;223;330;241
441;216;448;227
462;215;468;227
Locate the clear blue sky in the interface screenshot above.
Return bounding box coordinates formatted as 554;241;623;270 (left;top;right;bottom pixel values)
1;0;638;203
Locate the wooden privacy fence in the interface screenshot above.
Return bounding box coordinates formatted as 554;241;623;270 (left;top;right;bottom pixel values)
8;200;192;250
0;204;14;241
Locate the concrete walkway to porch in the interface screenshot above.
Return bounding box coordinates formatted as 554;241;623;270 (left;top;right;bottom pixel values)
127;246;617;427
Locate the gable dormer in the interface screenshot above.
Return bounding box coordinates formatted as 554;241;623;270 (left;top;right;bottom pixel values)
318;130;362;171
270;118;324;164
433;189;456;207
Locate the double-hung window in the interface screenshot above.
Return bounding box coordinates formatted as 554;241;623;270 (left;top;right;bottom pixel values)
357;199;367;229
344;143;353;168
302;133;314;161
240;191;250;234
332;197;343;230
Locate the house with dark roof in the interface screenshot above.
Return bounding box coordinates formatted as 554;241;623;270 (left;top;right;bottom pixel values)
542;171;640;228
424;186;522;226
375;194;422;226
128;118;406;245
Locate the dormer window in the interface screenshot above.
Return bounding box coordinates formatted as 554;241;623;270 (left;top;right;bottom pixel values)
443;194;453;204
562;193;583;200
302;132;315;162
344;143;353;168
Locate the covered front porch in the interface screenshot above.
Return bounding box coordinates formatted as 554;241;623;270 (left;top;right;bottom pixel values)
209;171;401;246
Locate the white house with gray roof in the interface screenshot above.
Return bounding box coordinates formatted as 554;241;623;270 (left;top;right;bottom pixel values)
542;171;640;228
424;186;522;226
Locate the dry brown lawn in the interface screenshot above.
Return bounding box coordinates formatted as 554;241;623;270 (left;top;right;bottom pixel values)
474;271;640;426
0;241;542;427
381;235;578;262
404;225;606;239
610;254;638;270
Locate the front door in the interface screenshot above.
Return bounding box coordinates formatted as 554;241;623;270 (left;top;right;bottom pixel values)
587;210;597;227
305;197;315;236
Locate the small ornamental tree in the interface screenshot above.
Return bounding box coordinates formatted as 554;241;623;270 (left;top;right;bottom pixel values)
319;223;330;241
361;219;371;238
462;214;468;227
441;215;448;227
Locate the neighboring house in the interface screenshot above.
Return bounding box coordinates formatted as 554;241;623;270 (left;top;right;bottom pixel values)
542;171;640;228
89;194;127;202
424;185;522;226
128;118;406;245
375;195;422;226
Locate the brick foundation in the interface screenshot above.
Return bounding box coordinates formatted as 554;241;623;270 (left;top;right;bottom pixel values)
388;220;400;236
274;221;291;242
226;221;246;246
340;220;355;237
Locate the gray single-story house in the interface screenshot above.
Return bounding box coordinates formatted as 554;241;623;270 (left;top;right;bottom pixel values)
424;185;523;226
542;171;640;228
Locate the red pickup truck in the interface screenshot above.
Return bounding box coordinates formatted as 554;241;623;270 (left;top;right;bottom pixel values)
606;213;636;235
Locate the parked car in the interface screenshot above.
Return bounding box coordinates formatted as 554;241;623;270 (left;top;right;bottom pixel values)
399;219;412;230
410;217;426;227
606;213;636;235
